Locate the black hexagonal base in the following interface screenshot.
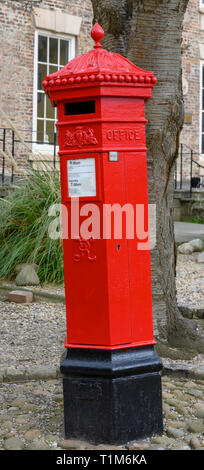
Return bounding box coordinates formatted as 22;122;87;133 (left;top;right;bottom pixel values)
60;346;163;445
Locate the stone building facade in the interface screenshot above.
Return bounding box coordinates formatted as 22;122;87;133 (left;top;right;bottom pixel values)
0;0;204;182
179;0;204;187
2;1;203;341
0;0;93;172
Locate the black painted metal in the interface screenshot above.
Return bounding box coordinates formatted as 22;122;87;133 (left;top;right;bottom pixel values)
175;143;204;197
175;158;177;189
190;149;193;198
60;346;163;445
180;143;183;189
0;127;58;184
61;345;162;378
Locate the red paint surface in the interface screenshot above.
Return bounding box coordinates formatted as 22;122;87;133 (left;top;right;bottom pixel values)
43;23;157;350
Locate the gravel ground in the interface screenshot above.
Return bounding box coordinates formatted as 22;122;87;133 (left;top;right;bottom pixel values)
0;301;66;369
176;252;204;307
0;252;203;451
30;283;65;297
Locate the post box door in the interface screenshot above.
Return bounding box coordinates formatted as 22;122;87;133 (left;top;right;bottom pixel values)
61;151;133;348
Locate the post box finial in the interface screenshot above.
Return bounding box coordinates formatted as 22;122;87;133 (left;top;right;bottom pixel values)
91;22;104;48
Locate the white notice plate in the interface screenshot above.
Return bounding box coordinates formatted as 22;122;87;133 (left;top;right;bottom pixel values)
67;158;96;197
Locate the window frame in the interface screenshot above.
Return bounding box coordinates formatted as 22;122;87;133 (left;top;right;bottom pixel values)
32;29;75;154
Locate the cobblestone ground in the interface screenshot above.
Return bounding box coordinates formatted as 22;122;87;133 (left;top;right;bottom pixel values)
0;276;204;451
0;375;204;450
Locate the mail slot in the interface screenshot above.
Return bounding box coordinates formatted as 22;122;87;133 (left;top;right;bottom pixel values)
64;100;96;115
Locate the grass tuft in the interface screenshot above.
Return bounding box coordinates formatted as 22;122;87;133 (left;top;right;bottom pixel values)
0;169;64;284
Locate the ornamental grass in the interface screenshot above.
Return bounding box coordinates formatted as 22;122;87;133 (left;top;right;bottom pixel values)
0;169;64;284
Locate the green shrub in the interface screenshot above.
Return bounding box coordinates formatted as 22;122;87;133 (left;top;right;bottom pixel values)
187;217;204;224
0;169;64;284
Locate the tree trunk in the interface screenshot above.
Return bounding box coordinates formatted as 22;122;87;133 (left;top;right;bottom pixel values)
91;0;204;351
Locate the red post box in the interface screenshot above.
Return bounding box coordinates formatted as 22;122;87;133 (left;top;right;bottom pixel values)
43;23;163;445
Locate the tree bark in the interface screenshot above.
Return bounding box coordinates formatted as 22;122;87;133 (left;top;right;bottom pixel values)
91;0;204;351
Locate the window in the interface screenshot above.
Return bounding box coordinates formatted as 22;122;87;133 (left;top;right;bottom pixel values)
33;31;75;148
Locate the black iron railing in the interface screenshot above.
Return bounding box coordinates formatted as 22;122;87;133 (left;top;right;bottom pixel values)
1;129;204;196
0;127;58;184
175;143;204;197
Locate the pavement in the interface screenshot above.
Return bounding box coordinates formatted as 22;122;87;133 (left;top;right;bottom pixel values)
174;222;204;243
0;373;204;451
0;294;203;451
0;221;203;451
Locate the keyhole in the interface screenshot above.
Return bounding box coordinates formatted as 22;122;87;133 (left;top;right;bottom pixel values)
117;244;120;251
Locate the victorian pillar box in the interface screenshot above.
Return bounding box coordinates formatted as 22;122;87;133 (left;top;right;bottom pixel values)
43;23;163;445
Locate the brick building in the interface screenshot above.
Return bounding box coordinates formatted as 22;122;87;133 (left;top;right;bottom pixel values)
179;0;204;187
0;0;204;183
0;0;93;174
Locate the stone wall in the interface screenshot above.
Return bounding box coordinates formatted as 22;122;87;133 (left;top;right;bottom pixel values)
174;189;204;221
0;0;93;171
0;0;203;179
180;0;204;184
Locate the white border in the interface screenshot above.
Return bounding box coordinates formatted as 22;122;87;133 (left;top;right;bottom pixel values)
32;29;75;156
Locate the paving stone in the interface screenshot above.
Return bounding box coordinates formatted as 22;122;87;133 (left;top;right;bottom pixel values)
12;397;26;407
186;389;203;398
24;429;42;441
165;398;179;407
194;404;204;418
25;366;58;380
8;290;33;303
189;239;204;252
0;292;204;451
191;369;204;380
174;404;189;416
162;403;171;417
178;243;194;254
197;252;204;263
166;427;186;438
187;420;204;433
15;415;29;425
45;434;59;443
151;436;175;446
95;444;126;450
171;442;191;450
7;407;19;413
167;420;187;429
26;440;50;450
173;389;184;398
162;392;174;399
127;440;150;450
58;439;89;450
6;367;26;382
4;437;24;450
163;382;176;389
53;394;64;402
190;437;201;449
1;421;13;432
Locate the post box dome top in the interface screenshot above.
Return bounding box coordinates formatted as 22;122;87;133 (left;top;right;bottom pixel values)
42;23;157;92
